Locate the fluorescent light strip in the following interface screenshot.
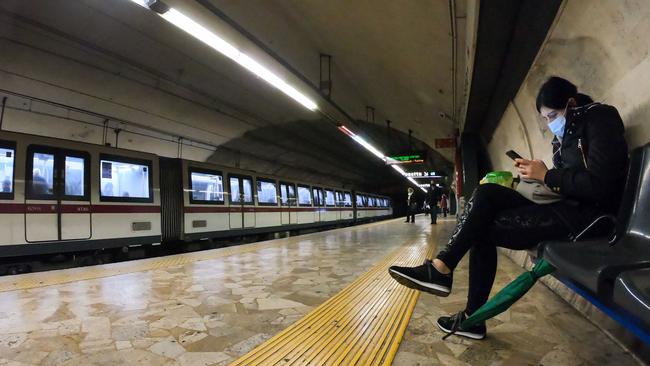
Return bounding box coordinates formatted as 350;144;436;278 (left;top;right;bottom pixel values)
351;135;386;160
147;6;318;111
337;126;426;192
129;0;150;8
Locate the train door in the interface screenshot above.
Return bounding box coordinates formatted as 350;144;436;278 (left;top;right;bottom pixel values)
242;177;255;228
228;175;242;229
25;146;91;242
312;187;322;222
289;185;298;225
336;191;343;221
228;175;255;229
280;183;291;225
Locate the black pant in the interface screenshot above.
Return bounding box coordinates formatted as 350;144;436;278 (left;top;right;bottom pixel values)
431;204;439;223
436;184;573;315
405;208;415;222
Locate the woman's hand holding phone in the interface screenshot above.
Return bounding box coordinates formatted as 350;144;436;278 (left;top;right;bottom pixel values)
515;158;549;182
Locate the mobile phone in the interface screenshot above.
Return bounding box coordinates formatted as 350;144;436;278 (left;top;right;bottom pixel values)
505;150;523;161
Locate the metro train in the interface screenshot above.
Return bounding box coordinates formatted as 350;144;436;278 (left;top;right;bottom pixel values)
0;130;392;258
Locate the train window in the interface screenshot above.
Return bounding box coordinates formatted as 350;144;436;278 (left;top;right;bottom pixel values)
257;178;278;205
280;183;288;205
242;178;253;203
189;168;224;204
312;188;319;206
229;175;253;205
356;194;364;207
325;190;335;206
280;182;296;206
344;192;352;207
230;176;240;203
0;142;15;199
288;184;295;203
297;185;312;206
64;156;85;197
31;152;55;197
99;155;152;202
335;191;343;207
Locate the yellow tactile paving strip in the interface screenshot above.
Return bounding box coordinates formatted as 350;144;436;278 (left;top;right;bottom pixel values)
0;219;401;293
230;236;434;366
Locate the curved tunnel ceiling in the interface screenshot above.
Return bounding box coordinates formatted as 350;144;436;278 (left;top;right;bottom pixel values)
0;0;466;191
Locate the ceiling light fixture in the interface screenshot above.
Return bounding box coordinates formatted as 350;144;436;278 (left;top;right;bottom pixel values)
128;0;318;111
339;125;426;192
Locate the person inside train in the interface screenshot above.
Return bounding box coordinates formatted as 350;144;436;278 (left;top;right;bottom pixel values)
389;76;629;340
1;177;10;193
31;168;49;195
102;182;114;197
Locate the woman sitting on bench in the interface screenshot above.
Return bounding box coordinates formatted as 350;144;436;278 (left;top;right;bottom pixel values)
389;76;629;340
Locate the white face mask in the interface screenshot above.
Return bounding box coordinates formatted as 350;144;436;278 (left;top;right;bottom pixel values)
548;114;566;137
546;102;570;138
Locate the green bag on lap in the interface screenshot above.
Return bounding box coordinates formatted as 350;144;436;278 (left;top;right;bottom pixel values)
480;171;513;188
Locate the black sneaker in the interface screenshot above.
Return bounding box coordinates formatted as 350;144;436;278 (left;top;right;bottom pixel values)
437;311;486;340
388;259;452;296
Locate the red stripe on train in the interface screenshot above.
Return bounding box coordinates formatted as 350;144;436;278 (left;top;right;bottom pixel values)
91;205;161;213
0;203;160;214
183;206;360;213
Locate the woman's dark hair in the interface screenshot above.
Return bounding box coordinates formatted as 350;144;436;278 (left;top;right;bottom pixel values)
536;76;582;112
574;93;594;106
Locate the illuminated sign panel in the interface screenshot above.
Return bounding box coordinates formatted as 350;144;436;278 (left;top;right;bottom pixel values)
405;171;443;178
386;151;425;165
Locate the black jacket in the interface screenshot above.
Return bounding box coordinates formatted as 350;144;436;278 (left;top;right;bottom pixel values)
544;102;628;231
428;186;441;205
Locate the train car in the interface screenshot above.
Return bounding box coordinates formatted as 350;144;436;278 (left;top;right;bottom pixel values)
0;130;162;257
354;191;392;222
162;158;362;242
0;130;393;258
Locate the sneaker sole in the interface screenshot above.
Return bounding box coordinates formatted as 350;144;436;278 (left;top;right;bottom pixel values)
436;320;486;340
388;269;451;297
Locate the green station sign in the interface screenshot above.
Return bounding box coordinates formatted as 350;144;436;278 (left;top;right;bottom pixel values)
386;152;425;164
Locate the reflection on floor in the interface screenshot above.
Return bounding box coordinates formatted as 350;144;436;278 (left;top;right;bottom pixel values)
0;216;640;365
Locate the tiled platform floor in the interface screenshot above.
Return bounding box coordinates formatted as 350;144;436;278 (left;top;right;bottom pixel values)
0;216;641;365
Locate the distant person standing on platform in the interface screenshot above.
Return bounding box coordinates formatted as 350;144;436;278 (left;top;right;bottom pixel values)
428;182;442;224
405;187;416;223
440;193;449;218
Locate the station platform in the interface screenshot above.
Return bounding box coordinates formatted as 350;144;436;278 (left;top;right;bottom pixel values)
0;216;640;365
